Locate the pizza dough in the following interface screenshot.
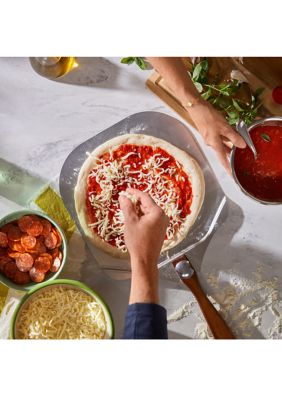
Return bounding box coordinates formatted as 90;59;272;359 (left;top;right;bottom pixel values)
74;134;205;258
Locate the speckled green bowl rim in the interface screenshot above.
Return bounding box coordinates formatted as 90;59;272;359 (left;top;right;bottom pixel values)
10;279;115;339
0;210;68;291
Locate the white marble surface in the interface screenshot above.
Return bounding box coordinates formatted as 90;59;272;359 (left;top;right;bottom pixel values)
0;57;282;339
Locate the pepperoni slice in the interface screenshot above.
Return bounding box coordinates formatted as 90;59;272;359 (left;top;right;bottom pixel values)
50;248;59;258
13;270;31;285
34;256;51;273
26;220;43;237
7;226;22;241
41;220;52;237
21;234;37;250
0;223;14;234
27;239;45;253
3;261;18;280
29;267;45;283
39;253;53;263
44;232;57;249
50;257;61;273
36;241;47;254
7;250;21;259
0;256;12;272
8;241;26;252
37;235;46;244
16;253;34;272
0;232;8;248
30;215;41;222
18;216;33;233
51;227;62;248
0;247;6;257
54;229;62;248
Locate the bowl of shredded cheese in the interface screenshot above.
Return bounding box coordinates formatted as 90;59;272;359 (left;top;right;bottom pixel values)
10;279;114;339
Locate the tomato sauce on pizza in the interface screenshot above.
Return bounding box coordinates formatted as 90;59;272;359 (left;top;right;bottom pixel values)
85;144;193;252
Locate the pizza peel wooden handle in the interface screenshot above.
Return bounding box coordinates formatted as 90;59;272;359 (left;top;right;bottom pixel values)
172;256;235;339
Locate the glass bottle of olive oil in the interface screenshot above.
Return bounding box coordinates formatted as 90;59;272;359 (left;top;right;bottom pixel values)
29;57;78;79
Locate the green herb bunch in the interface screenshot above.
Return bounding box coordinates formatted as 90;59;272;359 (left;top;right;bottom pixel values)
120;57;148;70
190;59;264;126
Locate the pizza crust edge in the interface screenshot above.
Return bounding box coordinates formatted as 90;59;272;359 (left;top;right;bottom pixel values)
74;134;205;259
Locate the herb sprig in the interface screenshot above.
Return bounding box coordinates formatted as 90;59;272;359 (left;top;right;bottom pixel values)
120;57;148;70
190;59;264;126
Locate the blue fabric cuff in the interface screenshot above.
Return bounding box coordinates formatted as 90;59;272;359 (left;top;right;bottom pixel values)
123;303;168;339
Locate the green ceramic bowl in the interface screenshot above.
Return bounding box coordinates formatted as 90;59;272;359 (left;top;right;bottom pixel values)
0;210;68;291
10;279;115;339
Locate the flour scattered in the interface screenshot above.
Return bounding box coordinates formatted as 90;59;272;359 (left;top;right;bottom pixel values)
205;265;281;338
167;301;195;323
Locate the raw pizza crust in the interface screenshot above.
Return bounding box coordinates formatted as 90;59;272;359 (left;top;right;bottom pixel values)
74;134;205;259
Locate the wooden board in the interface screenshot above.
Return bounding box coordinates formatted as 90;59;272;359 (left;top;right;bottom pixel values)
146;57;282;125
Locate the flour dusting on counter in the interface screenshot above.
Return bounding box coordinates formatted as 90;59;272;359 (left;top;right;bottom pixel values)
205;266;281;338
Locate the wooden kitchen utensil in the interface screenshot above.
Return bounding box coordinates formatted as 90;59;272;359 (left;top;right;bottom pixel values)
172;255;235;339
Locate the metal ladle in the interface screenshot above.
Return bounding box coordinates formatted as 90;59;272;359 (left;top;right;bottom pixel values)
236;120;258;159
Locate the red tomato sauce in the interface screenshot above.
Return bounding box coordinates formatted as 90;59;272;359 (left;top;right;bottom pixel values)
234;125;282;202
86;144;193;246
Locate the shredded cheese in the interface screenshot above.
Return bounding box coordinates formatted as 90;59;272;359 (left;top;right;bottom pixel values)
16;287;107;339
119;190;137;204
87;149;190;252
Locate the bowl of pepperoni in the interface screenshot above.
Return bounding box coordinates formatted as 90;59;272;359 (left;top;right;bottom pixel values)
0;211;67;291
231;117;282;204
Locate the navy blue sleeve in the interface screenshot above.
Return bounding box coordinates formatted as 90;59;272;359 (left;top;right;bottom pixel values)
123;303;168;339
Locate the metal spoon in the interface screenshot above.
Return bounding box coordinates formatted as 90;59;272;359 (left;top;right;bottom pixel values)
236;120;258;159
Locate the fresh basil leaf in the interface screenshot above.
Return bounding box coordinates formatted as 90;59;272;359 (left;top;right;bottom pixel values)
135;57;147;70
227;110;239;119
192;59;209;83
260;133;271;142
200;59;209;81
192;62;203;81
120;57;135;65
201;88;212;100
194;82;203;93
227;116;240;125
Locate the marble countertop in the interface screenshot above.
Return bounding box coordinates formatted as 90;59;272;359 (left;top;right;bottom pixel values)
1;57;281;339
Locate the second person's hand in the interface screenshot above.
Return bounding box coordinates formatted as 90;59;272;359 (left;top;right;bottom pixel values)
187;99;246;173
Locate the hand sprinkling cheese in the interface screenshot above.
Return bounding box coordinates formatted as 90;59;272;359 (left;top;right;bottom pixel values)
119;190;137;204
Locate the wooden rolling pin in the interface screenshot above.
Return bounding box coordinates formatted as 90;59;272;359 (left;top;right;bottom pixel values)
172;255;235;339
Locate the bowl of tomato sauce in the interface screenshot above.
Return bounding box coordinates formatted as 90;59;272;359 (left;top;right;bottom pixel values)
230;117;282;204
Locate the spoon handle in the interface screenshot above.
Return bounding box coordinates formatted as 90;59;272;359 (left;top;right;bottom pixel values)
236;120;258;158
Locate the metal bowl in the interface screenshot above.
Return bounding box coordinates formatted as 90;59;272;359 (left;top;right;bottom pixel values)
0;210;68;291
230;116;282;205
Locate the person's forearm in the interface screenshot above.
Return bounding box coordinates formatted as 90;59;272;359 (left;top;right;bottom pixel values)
129;259;159;304
147;57;201;104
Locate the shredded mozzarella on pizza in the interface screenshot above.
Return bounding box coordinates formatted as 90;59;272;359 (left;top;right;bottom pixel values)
16;287;107;339
87;151;189;252
119;190;137;204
